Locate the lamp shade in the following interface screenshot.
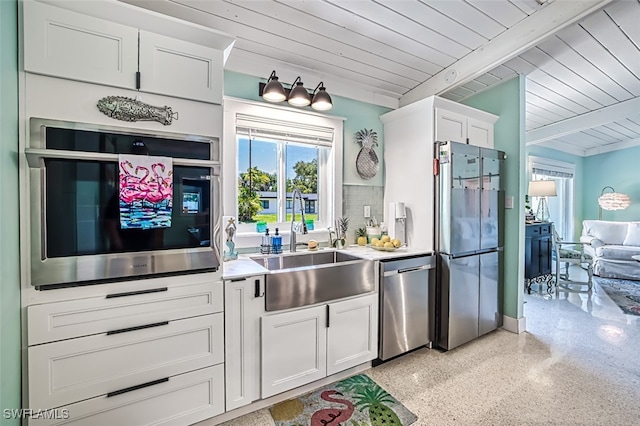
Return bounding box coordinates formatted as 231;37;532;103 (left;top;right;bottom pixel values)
598;192;630;211
288;77;311;107
311;83;333;111
528;180;557;197
262;71;286;103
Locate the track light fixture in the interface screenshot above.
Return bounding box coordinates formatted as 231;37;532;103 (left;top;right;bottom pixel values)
259;70;333;111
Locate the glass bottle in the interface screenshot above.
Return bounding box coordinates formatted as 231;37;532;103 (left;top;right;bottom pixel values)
260;228;271;254
271;228;282;254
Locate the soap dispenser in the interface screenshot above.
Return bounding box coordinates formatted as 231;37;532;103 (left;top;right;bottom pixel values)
271;228;283;254
260;228;271;254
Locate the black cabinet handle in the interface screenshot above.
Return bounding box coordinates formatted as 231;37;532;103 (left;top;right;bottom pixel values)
107;321;169;335
106;287;168;299
254;279;262;298
107;377;169;398
326;305;330;328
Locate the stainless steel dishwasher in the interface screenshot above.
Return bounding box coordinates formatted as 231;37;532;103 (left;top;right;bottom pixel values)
379;255;435;361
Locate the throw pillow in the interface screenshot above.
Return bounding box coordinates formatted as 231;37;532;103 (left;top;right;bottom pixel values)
623;223;640;246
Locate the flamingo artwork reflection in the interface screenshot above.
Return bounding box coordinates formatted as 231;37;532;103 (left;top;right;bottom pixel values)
310;390;355;426
119;154;173;229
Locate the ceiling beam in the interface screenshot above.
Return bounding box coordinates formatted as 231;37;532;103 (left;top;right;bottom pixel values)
400;0;614;107
584;137;640;157
526;96;640;145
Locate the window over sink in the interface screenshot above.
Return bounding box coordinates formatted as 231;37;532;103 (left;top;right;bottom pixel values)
223;98;343;245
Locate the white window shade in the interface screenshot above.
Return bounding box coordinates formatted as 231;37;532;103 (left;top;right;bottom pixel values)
236;114;334;147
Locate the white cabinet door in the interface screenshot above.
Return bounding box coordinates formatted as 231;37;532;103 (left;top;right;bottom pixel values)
261;305;327;398
327;294;379;376
139;31;223;104
23;1;138;89
467;117;494;148
225;276;265;411
435;108;467;143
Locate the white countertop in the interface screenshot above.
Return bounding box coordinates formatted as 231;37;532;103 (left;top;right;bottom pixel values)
221;246;434;280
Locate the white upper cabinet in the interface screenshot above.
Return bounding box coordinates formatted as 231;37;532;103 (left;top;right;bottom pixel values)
435;108;467;144
23;1;227;104
435;107;495;148
138;31;223;104
23;1;139;89
467;117;494;148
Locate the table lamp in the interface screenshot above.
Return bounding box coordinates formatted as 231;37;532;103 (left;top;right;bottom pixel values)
528;180;557;222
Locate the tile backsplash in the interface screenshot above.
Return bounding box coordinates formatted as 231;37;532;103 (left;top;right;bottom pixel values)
342;185;384;234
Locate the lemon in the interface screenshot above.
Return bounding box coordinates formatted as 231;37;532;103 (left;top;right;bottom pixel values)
392;238;401;248
371;238;379;246
384;242;394;248
381;235;391;243
375;241;385;247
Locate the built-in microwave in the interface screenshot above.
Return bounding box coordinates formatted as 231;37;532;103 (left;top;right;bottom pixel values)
25;118;221;288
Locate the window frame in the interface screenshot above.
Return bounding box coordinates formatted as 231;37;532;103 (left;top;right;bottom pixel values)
223;97;344;248
527;156;576;240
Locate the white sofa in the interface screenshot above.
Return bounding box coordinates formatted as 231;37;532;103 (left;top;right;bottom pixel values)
580;220;640;280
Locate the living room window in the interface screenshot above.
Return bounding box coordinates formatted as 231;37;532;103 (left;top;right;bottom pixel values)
528;156;575;240
223;98;343;244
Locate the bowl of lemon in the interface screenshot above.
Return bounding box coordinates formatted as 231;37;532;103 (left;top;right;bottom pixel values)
369;235;402;251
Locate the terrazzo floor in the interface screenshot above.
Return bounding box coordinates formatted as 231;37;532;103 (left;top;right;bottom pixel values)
218;267;640;425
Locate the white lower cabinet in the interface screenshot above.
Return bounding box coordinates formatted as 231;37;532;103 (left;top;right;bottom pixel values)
261;294;378;398
224;276;265;410
29;313;223;409
29;365;225;426
261;305;328;398
327;294;378;375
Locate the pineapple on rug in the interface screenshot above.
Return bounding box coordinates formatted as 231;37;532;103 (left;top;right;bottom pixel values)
269;374;417;426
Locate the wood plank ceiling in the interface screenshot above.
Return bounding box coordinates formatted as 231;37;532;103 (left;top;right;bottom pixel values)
122;0;640;157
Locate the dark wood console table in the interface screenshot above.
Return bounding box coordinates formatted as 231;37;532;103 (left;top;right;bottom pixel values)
525;223;553;293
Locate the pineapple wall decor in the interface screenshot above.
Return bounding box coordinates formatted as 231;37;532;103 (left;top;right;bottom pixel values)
355;129;379;180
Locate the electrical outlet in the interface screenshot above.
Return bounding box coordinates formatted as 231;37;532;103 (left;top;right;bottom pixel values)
364;205;371;218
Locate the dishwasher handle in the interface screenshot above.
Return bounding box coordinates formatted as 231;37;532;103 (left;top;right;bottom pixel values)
383;264;431;277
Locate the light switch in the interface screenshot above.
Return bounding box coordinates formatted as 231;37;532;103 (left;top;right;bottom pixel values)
505;196;514;209
364;205;371;218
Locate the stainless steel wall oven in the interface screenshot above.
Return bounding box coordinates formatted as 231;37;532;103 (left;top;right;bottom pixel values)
26;118;221;288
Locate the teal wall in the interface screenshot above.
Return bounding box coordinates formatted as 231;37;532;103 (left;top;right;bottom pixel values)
0;0;21;424
583;146;640;222
462;77;526;320
224;71;391;187
526;145;585;240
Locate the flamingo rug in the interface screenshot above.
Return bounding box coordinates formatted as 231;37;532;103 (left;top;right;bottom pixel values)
269;374;417;426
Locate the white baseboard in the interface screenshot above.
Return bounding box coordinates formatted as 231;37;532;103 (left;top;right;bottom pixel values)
502;314;526;334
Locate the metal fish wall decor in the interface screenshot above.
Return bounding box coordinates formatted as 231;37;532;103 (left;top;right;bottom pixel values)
97;96;178;126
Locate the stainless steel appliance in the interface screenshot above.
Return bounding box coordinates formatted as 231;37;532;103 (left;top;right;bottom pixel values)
434;141;505;351
26;118;221;288
379;255;435;361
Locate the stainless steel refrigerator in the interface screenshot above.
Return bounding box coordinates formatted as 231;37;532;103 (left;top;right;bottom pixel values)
434;141;505;351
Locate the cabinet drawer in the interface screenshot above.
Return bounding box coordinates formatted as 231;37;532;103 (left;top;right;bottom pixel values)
526;225;541;236
29;365;224;426
28;282;222;345
29;314;223;410
541;224;552;235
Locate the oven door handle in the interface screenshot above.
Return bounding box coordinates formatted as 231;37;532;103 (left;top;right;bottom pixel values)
25;148;221;170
